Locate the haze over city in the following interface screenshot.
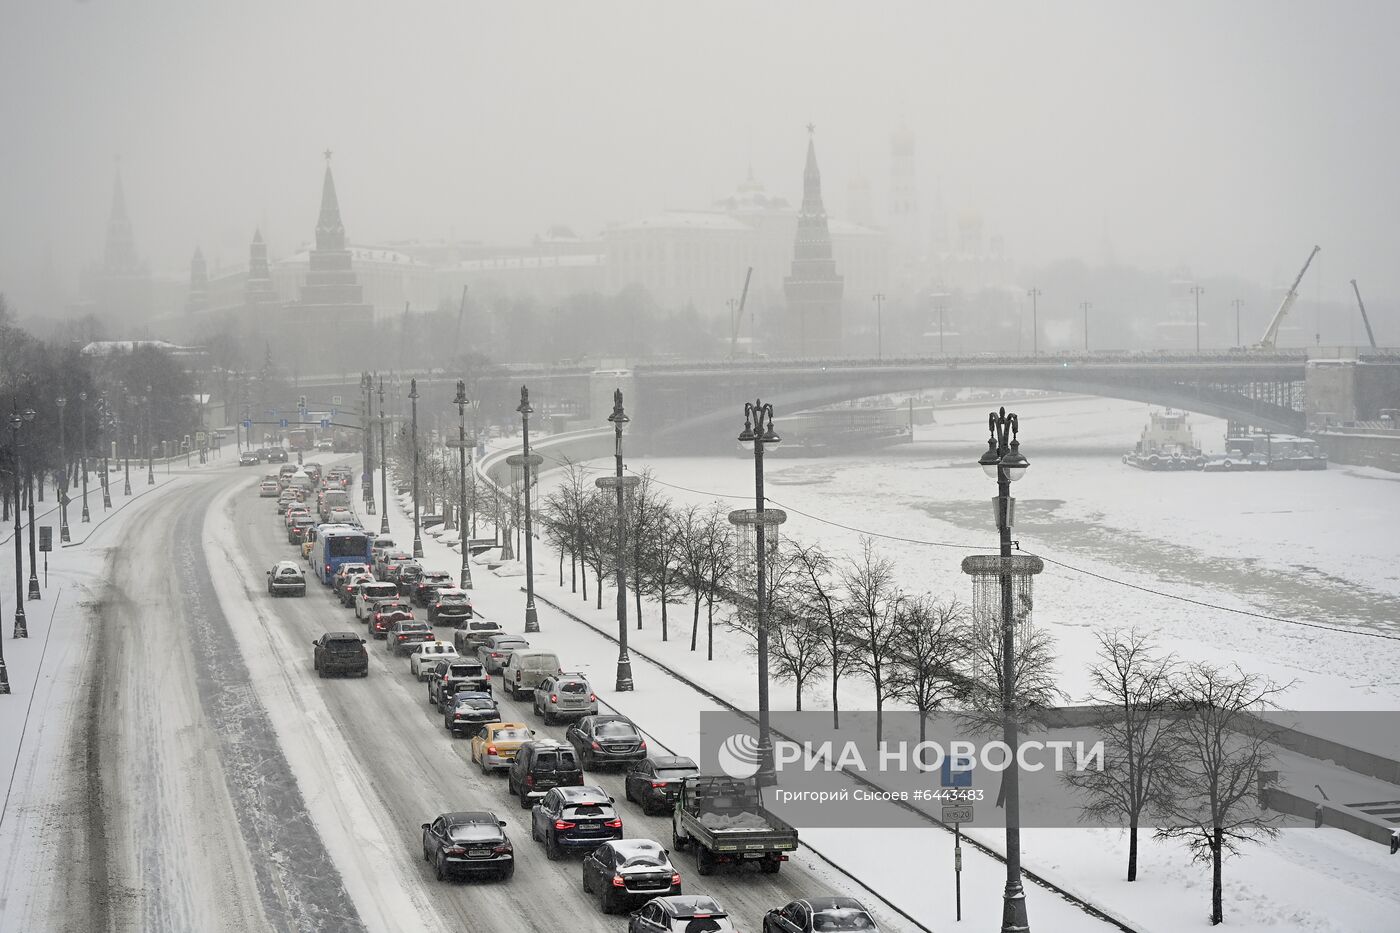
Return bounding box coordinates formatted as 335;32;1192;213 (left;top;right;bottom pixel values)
3;0;1399;323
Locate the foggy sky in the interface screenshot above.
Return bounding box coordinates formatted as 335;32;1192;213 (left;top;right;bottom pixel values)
2;0;1398;311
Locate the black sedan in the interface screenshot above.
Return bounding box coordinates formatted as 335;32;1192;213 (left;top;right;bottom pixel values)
421;811;514;881
566;715;648;770
582;838;682;914
443;691;501;736
624;756;700;815
530;785;622;859
629;895;736;932
762;896;879;932
412;570;455;606
239;451;260;467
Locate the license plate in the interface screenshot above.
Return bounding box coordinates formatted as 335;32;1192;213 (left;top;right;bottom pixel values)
468;848;491;857
742;852;764;859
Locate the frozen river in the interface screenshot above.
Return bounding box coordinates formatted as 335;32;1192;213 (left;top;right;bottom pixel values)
557;394;1400;711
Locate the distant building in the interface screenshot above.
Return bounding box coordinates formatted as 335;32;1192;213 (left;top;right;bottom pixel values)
781;127;845;356
185;247;209;314
75;168;164;327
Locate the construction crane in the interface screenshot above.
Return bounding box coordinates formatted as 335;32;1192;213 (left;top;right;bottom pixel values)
728;266;753;357
1254;245;1320;350
1349;279;1378;349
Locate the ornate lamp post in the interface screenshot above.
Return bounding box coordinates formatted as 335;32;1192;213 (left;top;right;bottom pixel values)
56;396;70;543
975;407;1034;933
123;426;133;497
453;380;475;590
145;387;155;485
79;391;91;522
469;399;481;539
409;378;423;558
596;389;639;691
377;375;390;535
730;400;785;786
22;408;39;604
361;372;376;515
99;397;113;509
11;410;34;635
518;386;540;633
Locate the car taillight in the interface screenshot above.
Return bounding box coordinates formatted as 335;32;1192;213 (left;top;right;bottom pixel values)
550;694;558;703
515;672;521;681
670;872;681;886
525;775;534;786
553;819;576;830
493;844;512;854
591;741;602;751
325;564;331;573
588;693;596;702
651;781;666;789
484;673;491;681
639;740;647;751
610;874;625;888
445;846;466;856
486;745;498;755
603;818;622;828
443;674;449;681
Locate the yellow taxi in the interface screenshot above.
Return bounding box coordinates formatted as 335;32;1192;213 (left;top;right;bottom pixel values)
470;722;534;774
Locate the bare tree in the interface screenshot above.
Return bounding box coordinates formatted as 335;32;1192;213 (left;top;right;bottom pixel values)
626;471;666;631
894;595;967;743
1157;663;1287;926
790;541;858;729
1064;629;1181;882
841;538;903;744
701;504;734;661
676;504;710;652
576;489;613;609
727;540;829;711
640;504;686;641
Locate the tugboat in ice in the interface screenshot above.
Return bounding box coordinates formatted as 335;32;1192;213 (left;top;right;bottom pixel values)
1123;409;1205;470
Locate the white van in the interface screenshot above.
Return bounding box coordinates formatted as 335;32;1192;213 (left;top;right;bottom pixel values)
501;650;562;700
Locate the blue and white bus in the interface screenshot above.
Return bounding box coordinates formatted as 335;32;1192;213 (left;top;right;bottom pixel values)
311;526;373;585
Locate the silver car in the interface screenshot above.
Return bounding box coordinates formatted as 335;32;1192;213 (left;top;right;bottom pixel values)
532;673;597;724
476;634;530;673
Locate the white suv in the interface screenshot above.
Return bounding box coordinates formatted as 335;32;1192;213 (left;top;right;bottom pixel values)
409;641;459;680
355;581;401;620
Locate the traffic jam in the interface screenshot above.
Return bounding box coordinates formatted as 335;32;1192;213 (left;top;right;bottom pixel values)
261;456;883;933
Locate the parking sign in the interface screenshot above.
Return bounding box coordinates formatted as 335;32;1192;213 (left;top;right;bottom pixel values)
941;754;975;788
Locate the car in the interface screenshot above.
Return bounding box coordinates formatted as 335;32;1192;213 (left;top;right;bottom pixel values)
471;721;534;773
370;534;397;564
624;757;700;815
428;588;474;625
276;492;299;514
267;447;289;463
477;634;530;673
383;555;420;587
582;838;681;913
421;811;514;882
508;740;585;808
326;507;358;527
530;785;622;860
412;570;456;607
533;673;598;724
316;439;335;451
566;715;648;770
375;548;413;579
629;895;736;933
356;580;402;620
284;506;311;528
761;897;880;932
452;617;502;654
502;650;562;700
443;691;501;736
258;479;281;497
239;451;261;467
332;562;372;594
396;561;424;596
387;620;434;655
409;641;458;679
267;561;306;596
312;632;368;677
287;515;316;545
341;574;377;608
370;602;415;639
427;658;490;707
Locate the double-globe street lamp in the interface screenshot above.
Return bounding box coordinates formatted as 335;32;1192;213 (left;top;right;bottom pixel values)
377;375;390;536
976;407;1033;933
79;391;91;523
453;380;475;591
10;409;36;637
99;396;113;510
145;388;155;486
595;389;638;692
409;378;424;559
729;400;784;786
361;372;376;516
56;396;70;544
517;386;540;634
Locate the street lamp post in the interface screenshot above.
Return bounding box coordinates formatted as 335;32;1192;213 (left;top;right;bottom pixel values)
469;399;481;540
362;372;376;515
79;391;91;522
731;400;785;787
976;407;1032;933
1027;288;1042;356
409;378;423;558
145;388;155;485
872;292;885;361
518;386;540;634
378;375;390;536
11;410;34;636
595;389;639;691
1190;285;1205;353
100;398;112;509
1081;302;1093;352
454;380;475;590
23;408;39;603
56;396;70;543
1232;298;1244;348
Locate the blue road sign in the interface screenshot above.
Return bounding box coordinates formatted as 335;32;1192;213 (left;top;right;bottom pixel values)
280;418;289;428
320;418;331;429
941;754;975;788
242;419;253;429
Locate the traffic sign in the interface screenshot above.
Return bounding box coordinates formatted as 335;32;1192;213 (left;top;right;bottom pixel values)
280;418;289;428
39;526;52;552
196;431;207;446
941;755;975;788
942;805;974;824
331;395;343;406
243;419;253;429
320;418;331;429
